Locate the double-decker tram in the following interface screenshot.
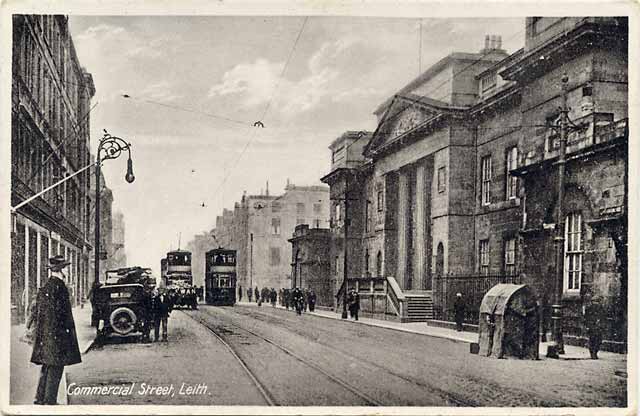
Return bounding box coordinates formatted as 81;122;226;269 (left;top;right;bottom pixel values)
164;249;197;309
205;249;237;306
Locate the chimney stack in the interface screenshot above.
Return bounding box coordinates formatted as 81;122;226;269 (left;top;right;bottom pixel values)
485;35;490;50
482;34;503;53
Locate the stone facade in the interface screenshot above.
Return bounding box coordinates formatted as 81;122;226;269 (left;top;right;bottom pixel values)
11;15;96;322
323;18;628;349
288;225;332;307
210;183;330;292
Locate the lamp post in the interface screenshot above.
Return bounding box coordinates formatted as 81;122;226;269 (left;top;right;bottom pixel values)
550;73;569;357
94;130;135;285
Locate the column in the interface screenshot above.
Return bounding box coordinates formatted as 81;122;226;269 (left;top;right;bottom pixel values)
36;231;41;289
396;170;409;289
24;225;29;319
414;163;426;290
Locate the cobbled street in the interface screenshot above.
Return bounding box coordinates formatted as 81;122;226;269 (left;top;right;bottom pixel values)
67;304;627;407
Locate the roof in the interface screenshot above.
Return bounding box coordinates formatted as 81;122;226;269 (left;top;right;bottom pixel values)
479;284;527;316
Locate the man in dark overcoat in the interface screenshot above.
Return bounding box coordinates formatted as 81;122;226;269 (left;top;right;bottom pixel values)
152;289;172;342
453;292;466;332
308;289;317;312
348;289;360;321
583;293;605;359
31;255;81;405
254;287;260;304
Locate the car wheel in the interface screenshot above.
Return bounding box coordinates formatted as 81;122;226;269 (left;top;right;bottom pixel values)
109;307;137;335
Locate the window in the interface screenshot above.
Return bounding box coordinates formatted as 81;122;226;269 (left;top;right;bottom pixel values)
437;166;447;193
377;191;384;212
479;239;490;275
364;250;370;275
504;238;516;275
365;200;372;232
564;212;583;292
269;247;281;266
481;156;492;205
271;201;281;213
506;147;518;200
271;217;281;235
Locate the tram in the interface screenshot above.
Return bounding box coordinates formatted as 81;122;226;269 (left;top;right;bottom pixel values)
164;249;197;309
205;248;237;306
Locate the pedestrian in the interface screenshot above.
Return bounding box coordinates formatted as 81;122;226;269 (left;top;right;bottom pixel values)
453;292;466;332
88;281;102;328
152;289;172;342
247;287;252;302
348;289;360;321
583;291;605;359
284;289;290;310
238;285;243;302
31;255;81;405
254;287;260;304
308;289;317;312
292;287;304;315
140;284;154;343
270;288;277;307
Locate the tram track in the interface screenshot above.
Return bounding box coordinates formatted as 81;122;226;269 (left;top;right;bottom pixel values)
182;309;382;406
228;306;477;407
228;306;568;407
183;312;276;406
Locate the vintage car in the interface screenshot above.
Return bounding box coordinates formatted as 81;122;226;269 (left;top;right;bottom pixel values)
93;283;152;338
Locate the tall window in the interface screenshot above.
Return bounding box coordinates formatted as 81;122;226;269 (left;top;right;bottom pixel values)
364;249;370;276
504;238;516;275
271;201;281;213
296;203;305;215
506;147;518;200
365;200;372;232
377;191;384;212
271;217;281;235
437;166;447;193
269;247;281;266
479;239;490;275
481;155;492;205
564;212;583;292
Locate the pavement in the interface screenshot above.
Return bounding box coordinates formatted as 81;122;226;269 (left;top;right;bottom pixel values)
238;300;623;361
10;303;96;405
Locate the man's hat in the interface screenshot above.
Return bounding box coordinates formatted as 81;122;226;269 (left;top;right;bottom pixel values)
48;255;70;271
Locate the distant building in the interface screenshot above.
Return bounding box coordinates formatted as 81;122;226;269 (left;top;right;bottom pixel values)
11;15;96;322
88;169;114;284
288;224;332;307
211;182;330;291
110;211;127;269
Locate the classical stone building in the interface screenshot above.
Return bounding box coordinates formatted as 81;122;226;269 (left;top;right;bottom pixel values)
211;183;330;292
323;18;628;349
11;15;96;322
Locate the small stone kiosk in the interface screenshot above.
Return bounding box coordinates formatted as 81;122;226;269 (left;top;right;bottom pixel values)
478;284;539;359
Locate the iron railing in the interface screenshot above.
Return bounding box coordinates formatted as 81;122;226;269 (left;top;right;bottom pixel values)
432;273;522;324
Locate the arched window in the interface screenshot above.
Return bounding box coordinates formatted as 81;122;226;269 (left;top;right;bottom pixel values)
364;249;370;276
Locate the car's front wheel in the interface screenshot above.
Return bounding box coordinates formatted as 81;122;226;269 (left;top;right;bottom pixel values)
109;307;137;335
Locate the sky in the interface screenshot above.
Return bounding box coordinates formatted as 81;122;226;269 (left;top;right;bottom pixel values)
67;16;524;271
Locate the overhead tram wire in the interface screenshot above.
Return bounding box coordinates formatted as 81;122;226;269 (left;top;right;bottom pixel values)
121;94;256;129
343;17;537;153
213;16;310;201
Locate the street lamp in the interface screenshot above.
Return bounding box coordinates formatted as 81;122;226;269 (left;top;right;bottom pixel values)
94;130;135;285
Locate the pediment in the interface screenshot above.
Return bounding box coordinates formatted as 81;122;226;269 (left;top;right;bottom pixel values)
366;95;444;156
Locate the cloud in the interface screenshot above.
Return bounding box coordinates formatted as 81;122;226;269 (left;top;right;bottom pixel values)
208;38;362;118
76;24;166;62
140;80;182;102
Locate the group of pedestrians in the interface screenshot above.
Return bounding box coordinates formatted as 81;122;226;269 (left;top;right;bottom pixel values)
282;287;317;314
141;288;174;343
